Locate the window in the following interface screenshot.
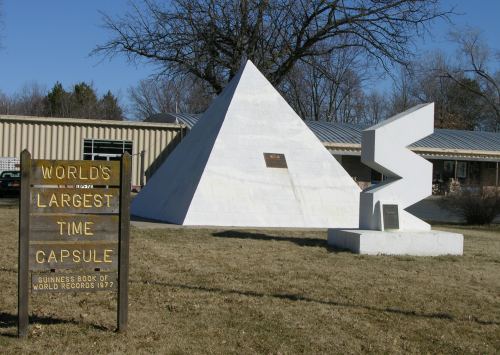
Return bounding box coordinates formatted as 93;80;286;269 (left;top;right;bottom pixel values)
83;139;133;161
457;162;467;178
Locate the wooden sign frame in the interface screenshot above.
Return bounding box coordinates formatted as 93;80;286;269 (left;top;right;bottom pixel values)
18;150;131;337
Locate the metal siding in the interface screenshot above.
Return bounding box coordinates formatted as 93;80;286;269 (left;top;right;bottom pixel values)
33;124;39;159
63;125;70;159
51;125;57;159
0;122;3;156
68;125;75;159
155;129;161;163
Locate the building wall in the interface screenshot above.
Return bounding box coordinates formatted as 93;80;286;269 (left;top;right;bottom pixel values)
340;155;372;187
0;115;184;187
340;156;499;194
481;162;499;187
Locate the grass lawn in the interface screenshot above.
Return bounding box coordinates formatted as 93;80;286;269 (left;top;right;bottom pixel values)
0;204;499;354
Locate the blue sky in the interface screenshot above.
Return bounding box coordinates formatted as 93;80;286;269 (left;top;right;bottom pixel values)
0;0;499;118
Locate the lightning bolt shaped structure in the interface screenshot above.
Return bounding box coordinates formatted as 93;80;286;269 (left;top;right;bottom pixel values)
359;103;434;231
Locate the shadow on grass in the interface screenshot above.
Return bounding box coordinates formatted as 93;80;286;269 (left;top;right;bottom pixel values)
134;280;499;326
212;230;330;249
0;311;109;337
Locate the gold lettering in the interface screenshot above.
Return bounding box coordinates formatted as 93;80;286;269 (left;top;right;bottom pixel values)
84;222;94;236
103;249;112;263
82;250;92;263
36;251;45;263
104;194;113;207
47;250;56;263
36;193;47;208
94;194;103;208
67;165;77;179
90;166;99;180
48;194;59;207
55;166;65;179
83;194;92;208
60;249;70;261
101;166;111;180
72;221;83;235
73;194;82;208
57;221;64;235
37;192;115;210
93;250;102;263
40;165;52;179
72;250;81;262
78;166;88;180
61;193;70;207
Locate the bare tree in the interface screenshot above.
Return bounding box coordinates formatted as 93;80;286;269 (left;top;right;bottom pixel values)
10;83;47;116
95;0;450;95
389;66;418;115
0;90;12;114
128;75;213;119
442;30;500;130
282;46;369;122
390;50;490;130
363;90;389;125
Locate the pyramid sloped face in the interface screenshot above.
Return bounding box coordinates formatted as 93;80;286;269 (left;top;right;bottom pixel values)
132;60;361;228
130;66;243;223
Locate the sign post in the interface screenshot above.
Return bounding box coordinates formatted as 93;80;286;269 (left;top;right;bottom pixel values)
18;150;31;338
118;152;131;332
18;150;131;337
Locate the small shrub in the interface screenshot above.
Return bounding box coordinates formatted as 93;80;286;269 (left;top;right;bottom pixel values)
442;186;500;225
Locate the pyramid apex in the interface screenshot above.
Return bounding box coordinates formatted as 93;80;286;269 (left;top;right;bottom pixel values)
238;58;257;72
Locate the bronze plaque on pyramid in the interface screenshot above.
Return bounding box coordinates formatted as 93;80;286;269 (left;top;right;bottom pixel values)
383;204;399;230
264;153;287;168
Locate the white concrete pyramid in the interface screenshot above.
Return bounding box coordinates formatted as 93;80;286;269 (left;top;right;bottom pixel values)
131;60;361;228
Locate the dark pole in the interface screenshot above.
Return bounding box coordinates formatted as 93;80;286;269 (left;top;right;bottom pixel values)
140;150;145;188
18;149;31;338
496;161;498;188
117;152;131;332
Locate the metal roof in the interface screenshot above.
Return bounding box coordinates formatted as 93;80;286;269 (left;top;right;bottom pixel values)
0;114;182;129
145;113;201;128
156;113;500;154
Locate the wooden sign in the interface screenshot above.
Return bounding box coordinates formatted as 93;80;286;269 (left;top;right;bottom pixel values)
30;160;120;185
31;271;118;293
30;188;120;214
30;214;119;242
18;151;131;337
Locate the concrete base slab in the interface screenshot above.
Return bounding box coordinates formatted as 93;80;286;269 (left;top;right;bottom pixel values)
327;229;463;256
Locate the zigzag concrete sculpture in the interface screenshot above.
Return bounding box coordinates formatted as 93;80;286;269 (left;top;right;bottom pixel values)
328;104;464;256
359;103;433;231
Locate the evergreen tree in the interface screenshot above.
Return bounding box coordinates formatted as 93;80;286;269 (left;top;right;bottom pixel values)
71;82;98;118
45;82;70;117
99;91;123;120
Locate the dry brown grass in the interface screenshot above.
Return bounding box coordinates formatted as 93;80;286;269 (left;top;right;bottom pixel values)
0;203;499;354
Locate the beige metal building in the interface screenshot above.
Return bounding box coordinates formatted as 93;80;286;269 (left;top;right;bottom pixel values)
0;115;186;188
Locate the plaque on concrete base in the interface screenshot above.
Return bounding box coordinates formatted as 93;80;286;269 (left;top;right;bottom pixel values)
382;204;399;230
